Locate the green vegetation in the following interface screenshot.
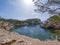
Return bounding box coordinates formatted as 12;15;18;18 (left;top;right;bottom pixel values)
41;15;60;30
0;17;41;30
0;17;41;27
50;29;60;36
0;17;20;23
25;19;41;25
48;15;60;22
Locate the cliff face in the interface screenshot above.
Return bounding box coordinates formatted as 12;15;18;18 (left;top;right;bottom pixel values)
0;18;41;31
26;19;41;25
0;18;60;45
0;18;42;45
41;15;60;30
0;21;14;31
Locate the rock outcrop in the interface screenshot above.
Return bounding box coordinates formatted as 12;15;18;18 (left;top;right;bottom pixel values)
0;21;14;31
41;15;60;30
0;18;60;45
25;19;41;25
0;18;41;31
0;29;60;45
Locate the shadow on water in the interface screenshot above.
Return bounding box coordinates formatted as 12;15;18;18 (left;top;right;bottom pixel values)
11;25;60;41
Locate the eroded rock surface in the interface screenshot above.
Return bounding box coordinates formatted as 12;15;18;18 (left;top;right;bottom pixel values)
41;15;60;30
0;29;60;45
0;18;60;45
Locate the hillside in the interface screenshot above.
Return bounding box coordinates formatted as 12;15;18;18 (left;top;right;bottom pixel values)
41;15;60;30
0;18;41;30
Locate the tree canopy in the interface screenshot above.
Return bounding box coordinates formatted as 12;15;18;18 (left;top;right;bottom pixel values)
33;0;60;15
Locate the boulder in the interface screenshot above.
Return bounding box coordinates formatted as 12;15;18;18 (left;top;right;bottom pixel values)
0;38;16;45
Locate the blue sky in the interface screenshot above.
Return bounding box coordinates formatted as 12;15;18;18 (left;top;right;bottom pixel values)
0;0;51;21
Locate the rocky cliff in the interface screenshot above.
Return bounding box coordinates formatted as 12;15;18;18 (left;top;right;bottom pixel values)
41;15;60;30
0;18;41;31
0;18;60;45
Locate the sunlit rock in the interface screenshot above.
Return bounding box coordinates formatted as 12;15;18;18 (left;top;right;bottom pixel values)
41;15;60;30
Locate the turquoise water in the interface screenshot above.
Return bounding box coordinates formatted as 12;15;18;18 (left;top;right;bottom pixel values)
11;25;57;40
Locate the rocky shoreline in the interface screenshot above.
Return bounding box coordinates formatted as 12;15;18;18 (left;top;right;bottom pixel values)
0;18;60;45
0;28;60;45
41;15;60;31
0;18;41;31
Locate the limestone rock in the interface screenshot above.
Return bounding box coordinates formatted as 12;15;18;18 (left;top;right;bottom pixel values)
41;15;60;30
